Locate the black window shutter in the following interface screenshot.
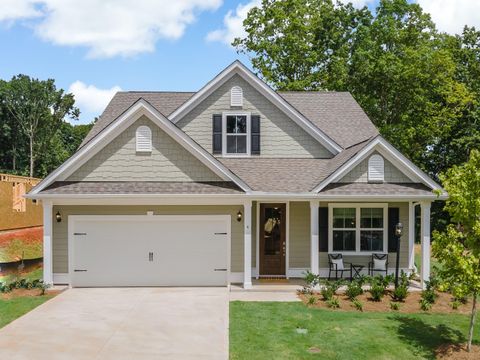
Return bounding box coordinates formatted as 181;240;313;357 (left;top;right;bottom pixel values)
212;114;222;154
319;207;328;252
251;115;260;155
388;207;400;252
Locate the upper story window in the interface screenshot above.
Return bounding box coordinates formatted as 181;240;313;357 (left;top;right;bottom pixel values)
223;113;250;156
368;154;384;182
230;86;243;107
329;203;387;254
136;125;152;152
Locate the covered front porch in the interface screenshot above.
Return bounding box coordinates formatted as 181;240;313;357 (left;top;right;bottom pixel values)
241;199;433;289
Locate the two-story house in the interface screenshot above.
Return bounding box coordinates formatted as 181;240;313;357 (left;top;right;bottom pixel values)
27;61;445;289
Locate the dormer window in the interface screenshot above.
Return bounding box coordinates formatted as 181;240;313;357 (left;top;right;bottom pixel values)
230;86;243;107
368;154;384;182
136;125;152;152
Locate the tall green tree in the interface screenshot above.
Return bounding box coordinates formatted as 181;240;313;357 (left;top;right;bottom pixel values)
235;0;477;180
1;75;80;177
432;150;480;352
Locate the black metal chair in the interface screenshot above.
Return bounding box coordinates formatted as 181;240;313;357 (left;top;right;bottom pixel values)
328;254;351;280
368;253;389;276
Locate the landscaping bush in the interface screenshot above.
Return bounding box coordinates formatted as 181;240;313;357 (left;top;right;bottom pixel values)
326;297;340;309
320;280;342;301
420;299;433;311
351;298;363;312
300;271;319;295
390;302;400;311
391;271;409;302
345;280;363;300
307;295;317;305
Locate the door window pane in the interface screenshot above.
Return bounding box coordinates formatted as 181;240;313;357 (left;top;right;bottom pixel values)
264;207;282;255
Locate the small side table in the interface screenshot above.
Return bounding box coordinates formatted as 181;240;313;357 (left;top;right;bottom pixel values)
350;264;365;280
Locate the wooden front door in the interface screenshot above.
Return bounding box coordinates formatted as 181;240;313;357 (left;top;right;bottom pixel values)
259;203;286;276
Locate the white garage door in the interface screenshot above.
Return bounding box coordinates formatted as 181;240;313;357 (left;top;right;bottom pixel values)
70;215;230;287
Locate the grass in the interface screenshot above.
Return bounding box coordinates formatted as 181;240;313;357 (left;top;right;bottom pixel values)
0;267;42;284
0;294;54;329
414;244;442;275
230;302;479;360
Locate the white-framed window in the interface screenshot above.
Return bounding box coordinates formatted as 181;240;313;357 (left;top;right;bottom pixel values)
230;86;243;107
222;112;250;156
136;125;152;152
368;154;385;182
328;203;387;254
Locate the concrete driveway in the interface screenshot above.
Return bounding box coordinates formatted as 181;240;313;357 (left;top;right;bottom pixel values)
0;287;228;360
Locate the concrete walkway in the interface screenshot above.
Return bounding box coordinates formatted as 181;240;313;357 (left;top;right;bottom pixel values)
0;288;228;360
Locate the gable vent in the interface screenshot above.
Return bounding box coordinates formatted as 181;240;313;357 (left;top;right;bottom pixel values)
136;126;152;152
230;86;243;107
368;154;384;182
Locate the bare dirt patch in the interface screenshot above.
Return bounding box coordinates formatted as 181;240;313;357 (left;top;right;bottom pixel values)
435;344;480;360
299;291;472;314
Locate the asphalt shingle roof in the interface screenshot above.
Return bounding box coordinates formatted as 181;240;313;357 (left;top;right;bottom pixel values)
41;181;243;195
319;182;433;196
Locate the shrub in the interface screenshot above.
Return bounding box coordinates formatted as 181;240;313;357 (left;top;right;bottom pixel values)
307;295;317;305
326;297;340;309
390;302;400;311
320;280;343;301
451;300;461;310
369;283;385;301
300;271;319;295
345;281;363;300
420;299;432;311
351;298;363;312
392;285;408;302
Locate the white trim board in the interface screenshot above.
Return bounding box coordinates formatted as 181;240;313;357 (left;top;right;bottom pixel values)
169;61;342;155
313;137;445;193
30;99;251;196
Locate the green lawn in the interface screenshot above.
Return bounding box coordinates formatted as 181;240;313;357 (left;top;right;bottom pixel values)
230;302;479;360
0;294;53;328
0;268;43;284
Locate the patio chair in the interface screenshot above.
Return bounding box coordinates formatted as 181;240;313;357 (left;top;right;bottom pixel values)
328;254;351;280
368;253;389;276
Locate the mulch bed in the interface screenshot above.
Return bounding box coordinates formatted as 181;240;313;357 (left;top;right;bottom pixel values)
0;288;62;300
299;290;472;314
436;344;480;360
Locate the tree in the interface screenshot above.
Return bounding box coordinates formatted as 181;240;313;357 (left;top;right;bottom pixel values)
1;75;80;177
234;0;371;91
432;149;480;352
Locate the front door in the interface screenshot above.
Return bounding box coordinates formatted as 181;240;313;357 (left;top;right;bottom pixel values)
259;204;286;276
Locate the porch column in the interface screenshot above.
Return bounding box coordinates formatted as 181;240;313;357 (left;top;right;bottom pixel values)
243;200;252;289
420;201;431;289
408;202;416;272
310;201;319;276
42;200;53;285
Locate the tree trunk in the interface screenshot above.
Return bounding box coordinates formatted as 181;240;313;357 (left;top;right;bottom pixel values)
467;292;477;352
29;136;34;177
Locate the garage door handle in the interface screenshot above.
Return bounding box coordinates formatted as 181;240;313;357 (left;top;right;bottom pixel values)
214;268;227;271
214;232;227;235
74;233;87;236
74;269;87;272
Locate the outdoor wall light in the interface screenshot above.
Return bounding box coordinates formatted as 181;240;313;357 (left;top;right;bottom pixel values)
236;210;243;222
395;222;403;237
55;211;62;223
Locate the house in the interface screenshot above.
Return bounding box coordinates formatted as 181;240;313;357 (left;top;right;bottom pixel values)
27;61;445;289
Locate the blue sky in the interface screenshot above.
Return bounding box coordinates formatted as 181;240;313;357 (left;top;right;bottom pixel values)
0;0;477;124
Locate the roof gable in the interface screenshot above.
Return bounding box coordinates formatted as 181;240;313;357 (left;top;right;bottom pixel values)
30;100;251;196
169;61;342;154
312;136;444;193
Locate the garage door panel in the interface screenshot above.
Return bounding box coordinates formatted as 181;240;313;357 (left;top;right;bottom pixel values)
71;216;229;287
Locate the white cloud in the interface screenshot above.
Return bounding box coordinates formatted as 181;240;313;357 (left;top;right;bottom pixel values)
417;0;480;35
0;0;222;58
68;81;121;120
0;0;41;22
206;0;260;45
